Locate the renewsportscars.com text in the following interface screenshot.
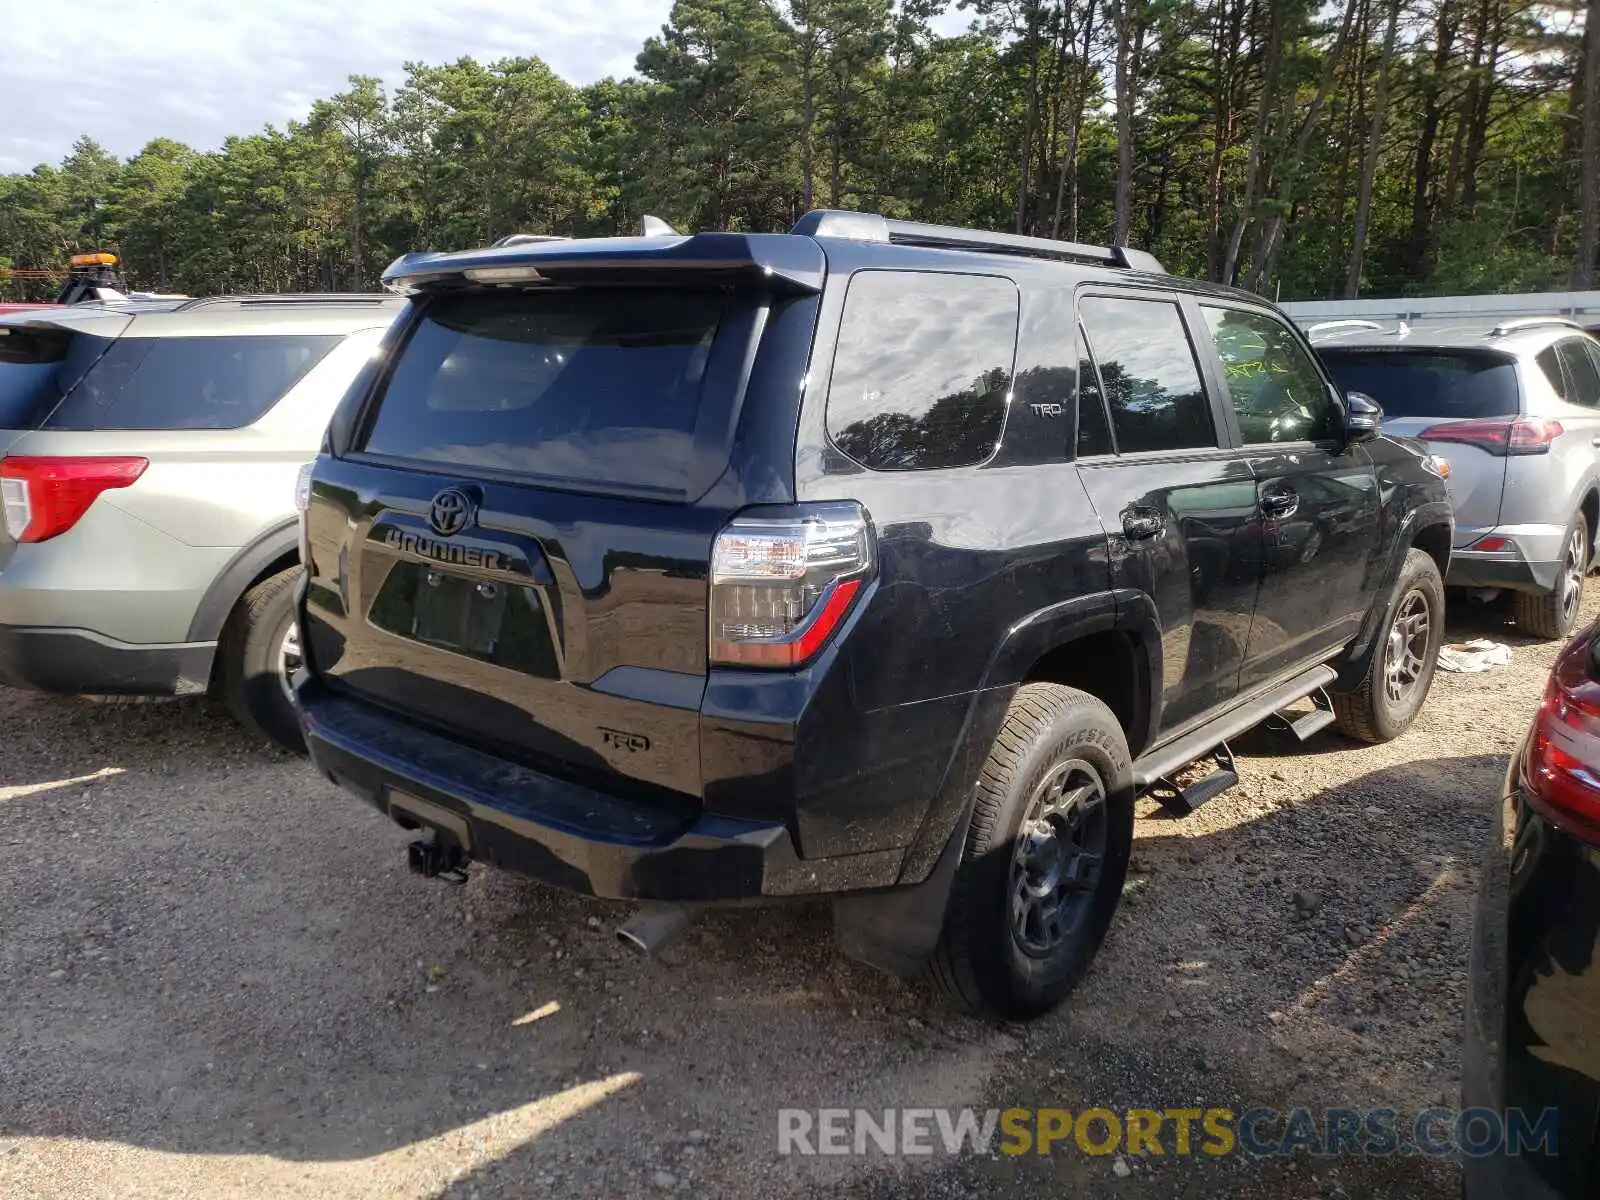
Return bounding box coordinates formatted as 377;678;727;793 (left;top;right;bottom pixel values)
777;1106;1558;1159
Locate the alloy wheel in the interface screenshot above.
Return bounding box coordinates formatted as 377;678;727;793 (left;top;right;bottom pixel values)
1560;527;1586;627
277;621;303;705
1010;759;1108;957
1383;588;1430;705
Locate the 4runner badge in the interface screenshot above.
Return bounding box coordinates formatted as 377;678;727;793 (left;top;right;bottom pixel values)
428;487;475;536
383;526;506;570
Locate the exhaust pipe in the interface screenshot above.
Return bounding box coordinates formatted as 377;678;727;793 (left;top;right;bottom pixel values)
616;903;695;957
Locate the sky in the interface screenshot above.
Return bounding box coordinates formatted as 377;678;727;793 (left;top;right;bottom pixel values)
0;0;971;175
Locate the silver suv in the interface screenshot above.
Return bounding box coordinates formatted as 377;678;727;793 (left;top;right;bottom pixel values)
0;295;403;749
1312;316;1600;638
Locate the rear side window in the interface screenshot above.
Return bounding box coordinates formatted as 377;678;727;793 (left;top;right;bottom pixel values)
1555;339;1600;408
1079;295;1215;453
1076;326;1114;457
1318;350;1521;419
0;327;114;429
360;289;727;491
1537;346;1569;399
825;271;1019;471
45;334;339;430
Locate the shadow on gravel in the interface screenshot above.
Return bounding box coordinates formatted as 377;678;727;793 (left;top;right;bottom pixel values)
0;688;945;1198
0;670;1498;1199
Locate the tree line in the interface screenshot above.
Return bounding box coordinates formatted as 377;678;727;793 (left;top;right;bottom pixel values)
1;0;1595;302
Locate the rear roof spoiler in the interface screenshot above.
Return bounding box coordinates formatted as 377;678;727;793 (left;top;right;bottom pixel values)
381;233;827;295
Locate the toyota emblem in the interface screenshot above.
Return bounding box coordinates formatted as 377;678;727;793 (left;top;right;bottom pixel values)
427;488;475;537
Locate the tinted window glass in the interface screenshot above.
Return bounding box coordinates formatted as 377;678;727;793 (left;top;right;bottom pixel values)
1555;339;1600;408
826;271;1018;471
1319;350;1521;419
1076;329;1114;456
46;335;338;430
0;328;114;428
362;289;726;491
1201;306;1340;443
1536;346;1568;400
1079;296;1214;453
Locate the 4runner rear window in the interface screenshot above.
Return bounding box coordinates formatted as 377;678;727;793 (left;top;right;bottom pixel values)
44;334;339;430
825;271;1018;471
360;289;727;491
1318;349;1520;420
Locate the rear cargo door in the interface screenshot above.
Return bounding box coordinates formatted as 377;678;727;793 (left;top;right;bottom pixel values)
303;284;799;806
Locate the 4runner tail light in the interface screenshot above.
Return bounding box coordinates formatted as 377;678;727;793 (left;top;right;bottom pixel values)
1420;417;1563;456
0;455;148;543
710;503;874;668
1523;628;1600;844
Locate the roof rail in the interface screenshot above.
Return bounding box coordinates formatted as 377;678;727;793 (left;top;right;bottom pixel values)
1307;319;1387;339
178;293;398;310
1489;316;1582;337
790;209;1167;274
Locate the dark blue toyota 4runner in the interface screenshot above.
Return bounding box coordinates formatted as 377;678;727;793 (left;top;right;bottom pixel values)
295;212;1453;1019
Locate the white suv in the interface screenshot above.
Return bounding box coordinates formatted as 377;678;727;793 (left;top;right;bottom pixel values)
0;294;403;750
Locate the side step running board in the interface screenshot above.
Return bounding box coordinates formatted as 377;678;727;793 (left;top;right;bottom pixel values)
1145;743;1238;817
1132;664;1339;813
1267;686;1336;743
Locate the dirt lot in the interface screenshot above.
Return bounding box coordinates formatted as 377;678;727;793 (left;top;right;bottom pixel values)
2;592;1590;1200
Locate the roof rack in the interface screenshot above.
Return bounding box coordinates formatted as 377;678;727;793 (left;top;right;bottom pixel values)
178;293;399;310
790;209;1167;274
1489;316;1583;337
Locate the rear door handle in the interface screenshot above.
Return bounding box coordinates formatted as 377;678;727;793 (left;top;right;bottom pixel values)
1590;436;1600;447
1121;507;1165;540
1260;488;1299;520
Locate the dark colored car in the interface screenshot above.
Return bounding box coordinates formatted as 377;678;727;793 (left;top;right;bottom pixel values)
294;211;1453;1018
1465;624;1600;1198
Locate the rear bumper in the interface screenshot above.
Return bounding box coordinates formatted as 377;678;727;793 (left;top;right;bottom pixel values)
300;684;841;903
0;623;215;695
1448;526;1566;593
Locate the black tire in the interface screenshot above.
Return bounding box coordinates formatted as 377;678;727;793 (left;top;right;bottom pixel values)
1332;548;1445;743
1511;512;1588;640
926;683;1134;1020
219;566;306;754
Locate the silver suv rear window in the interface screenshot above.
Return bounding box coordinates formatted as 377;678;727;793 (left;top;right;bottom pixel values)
1318;349;1520;419
0;327;112;429
359;288;728;492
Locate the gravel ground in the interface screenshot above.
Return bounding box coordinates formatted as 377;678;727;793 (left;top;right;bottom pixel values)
1;591;1589;1200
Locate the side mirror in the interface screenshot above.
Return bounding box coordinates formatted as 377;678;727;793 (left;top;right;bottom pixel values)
1345;391;1382;443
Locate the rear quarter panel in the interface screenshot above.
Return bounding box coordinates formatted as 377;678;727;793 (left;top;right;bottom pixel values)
787;255;1115;863
1506;359;1600;536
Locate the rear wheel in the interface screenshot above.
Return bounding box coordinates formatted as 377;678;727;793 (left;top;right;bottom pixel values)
926;684;1134;1020
219;566;306;754
1511;514;1587;640
1332;548;1445;743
